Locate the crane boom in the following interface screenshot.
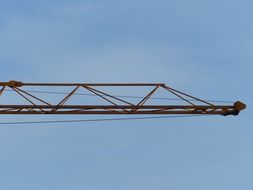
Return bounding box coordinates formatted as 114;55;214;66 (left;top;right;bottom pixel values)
0;81;246;116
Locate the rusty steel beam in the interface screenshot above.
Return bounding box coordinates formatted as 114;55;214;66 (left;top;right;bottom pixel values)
0;103;244;115
0;81;165;87
0;81;246;116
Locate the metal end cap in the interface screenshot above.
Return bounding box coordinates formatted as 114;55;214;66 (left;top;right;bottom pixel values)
234;101;246;112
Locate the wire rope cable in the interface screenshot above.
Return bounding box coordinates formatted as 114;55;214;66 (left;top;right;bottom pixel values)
0;115;213;125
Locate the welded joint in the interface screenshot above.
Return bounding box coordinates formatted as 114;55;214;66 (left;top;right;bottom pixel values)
0;80;23;87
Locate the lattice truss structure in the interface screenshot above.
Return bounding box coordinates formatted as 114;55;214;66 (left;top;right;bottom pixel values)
0;81;246;115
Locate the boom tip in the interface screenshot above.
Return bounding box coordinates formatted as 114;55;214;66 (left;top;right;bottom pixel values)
233;101;246;115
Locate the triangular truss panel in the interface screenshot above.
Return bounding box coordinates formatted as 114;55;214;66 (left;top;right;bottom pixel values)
0;81;246;115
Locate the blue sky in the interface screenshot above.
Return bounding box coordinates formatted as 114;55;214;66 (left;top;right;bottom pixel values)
0;0;252;189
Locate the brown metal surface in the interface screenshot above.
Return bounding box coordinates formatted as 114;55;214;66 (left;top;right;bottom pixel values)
0;81;246;116
21;83;166;87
